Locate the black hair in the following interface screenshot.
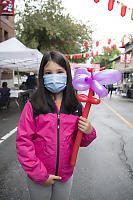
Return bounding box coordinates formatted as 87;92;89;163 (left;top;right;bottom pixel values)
31;51;80;113
2;82;7;87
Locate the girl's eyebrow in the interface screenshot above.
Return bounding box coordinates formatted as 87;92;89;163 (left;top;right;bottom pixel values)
45;69;51;71
57;67;65;70
44;68;52;72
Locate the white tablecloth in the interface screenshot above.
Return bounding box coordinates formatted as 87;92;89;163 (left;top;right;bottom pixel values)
10;90;25;98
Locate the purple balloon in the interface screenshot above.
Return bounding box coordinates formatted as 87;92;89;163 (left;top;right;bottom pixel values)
74;68;91;77
72;74;90;91
91;80;108;98
93;69;121;85
72;68;121;98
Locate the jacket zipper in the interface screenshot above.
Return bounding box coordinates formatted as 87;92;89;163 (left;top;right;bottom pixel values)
55;114;60;176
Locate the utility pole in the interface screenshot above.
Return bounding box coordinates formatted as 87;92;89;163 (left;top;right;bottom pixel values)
105;59;106;69
124;47;127;68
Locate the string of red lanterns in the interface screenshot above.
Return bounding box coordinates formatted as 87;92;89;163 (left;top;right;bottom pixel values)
94;0;132;18
64;35;129;60
65;44;119;59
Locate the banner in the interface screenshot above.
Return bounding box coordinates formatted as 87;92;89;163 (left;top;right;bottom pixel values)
0;0;14;16
126;53;132;64
70;63;100;71
120;53;131;64
89;64;100;70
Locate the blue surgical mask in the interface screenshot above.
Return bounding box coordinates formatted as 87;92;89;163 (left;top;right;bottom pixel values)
43;74;67;93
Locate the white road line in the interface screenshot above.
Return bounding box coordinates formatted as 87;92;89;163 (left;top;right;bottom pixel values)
0;127;17;144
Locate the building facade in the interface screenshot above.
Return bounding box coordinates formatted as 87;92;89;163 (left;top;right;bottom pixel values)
0;15;14;42
0;15;14;85
110;41;133;98
111;42;133;72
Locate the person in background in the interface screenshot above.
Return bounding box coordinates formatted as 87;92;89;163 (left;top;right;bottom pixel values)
0;82;10;108
108;84;114;99
16;51;96;200
19;82;28;90
26;72;37;90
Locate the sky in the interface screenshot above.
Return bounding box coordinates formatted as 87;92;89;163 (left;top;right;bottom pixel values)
15;0;133;52
62;0;133;50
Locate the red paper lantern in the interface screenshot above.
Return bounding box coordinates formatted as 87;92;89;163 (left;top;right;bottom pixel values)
107;46;110;52
122;42;124;47
91;52;94;57
121;6;127;17
131;9;133;20
108;39;111;45
108;0;114;11
84;41;88;48
113;44;117;50
94;0;100;3
86;53;89;57
74;55;76;59
96;41;99;47
96;51;98;56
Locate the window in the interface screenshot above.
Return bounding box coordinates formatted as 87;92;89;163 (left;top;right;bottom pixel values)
124;72;129;79
4;31;8;41
3;16;9;20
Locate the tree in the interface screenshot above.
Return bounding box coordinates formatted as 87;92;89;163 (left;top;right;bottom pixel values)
91;46;120;69
15;0;92;63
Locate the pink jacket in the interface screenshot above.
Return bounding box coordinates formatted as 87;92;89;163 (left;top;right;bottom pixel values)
16;96;96;184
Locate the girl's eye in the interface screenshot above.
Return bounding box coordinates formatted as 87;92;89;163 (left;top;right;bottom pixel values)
58;70;64;73
45;72;51;75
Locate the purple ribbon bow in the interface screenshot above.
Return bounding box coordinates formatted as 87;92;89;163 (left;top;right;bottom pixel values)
72;68;121;98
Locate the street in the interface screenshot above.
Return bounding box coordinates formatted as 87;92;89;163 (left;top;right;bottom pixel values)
0;93;133;200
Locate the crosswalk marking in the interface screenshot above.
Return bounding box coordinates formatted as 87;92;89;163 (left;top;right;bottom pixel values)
0;127;17;144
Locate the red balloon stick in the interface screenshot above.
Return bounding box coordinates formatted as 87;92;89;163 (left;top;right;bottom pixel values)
70;68;100;167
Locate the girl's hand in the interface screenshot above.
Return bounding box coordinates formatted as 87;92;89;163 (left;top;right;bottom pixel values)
78;116;93;135
41;174;62;186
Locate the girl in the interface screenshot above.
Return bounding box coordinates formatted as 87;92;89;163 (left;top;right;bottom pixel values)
16;51;96;200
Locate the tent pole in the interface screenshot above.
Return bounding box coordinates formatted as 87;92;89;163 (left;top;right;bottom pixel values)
12;70;15;88
0;68;2;85
17;67;20;88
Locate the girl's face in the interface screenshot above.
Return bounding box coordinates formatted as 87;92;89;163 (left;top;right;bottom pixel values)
43;61;67;76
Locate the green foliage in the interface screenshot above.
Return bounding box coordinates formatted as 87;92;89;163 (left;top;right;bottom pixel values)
91;47;120;69
15;0;92;63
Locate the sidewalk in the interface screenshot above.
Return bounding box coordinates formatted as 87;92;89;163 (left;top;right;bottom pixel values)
106;92;133;102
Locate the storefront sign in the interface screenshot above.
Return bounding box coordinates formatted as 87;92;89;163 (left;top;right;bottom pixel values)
0;0;14;16
120;53;131;64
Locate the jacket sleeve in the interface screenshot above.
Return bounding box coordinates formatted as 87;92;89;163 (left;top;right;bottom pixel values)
73;124;96;147
80;126;96;147
16;101;49;184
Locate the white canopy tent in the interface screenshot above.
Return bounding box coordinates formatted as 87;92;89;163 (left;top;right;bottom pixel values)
0;50;43;72
0;37;43;72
